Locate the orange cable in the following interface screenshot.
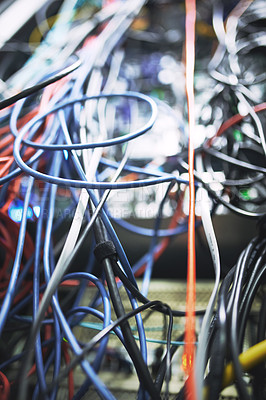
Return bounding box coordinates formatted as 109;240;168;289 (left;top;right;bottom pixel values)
183;0;197;399
0;157;14;178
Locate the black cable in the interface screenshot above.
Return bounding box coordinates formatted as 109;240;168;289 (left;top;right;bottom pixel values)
154;333;184;393
161;303;173;400
109;263;205;398
207;301;227;399
176;157;265;217
200;149;265;187
228;245;254;400
107;260;161;400
203;147;266;174
111;261;205;317
174;385;186;400
252;291;266;400
202;264;236;400
205;245;258;400
239;243;266;347
236;238;264;296
239;264;266;400
204;239;261;399
0;57;81;110
44;299;167;396
93;216;161;400
257;292;266;342
239;263;266;349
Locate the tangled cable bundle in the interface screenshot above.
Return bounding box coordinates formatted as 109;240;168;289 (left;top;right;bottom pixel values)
0;1;265;399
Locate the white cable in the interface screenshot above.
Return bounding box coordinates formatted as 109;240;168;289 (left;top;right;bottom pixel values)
32;24;128;330
7;1;123;90
195;156;221;400
0;0;49;49
235;90;266;158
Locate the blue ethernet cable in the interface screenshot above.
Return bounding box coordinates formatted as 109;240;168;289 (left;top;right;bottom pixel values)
33;179;51;397
41;151;63;399
0;174;35;334
11;92;157;150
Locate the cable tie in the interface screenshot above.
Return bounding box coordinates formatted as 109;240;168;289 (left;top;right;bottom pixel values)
94;240;117;264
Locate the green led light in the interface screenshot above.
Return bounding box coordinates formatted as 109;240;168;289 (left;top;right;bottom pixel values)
240;188;250;201
150;89;165;100
233;129;243;142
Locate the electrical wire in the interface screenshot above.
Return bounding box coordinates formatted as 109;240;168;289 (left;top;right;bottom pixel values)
183;3;197;398
0;57;81;111
44;300;169;395
222;339;266;389
0;1;265;399
195;185;221;400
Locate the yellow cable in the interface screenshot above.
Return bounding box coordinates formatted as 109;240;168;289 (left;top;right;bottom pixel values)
222;339;266;389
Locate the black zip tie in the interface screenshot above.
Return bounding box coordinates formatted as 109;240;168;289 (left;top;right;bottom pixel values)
93;240;117;264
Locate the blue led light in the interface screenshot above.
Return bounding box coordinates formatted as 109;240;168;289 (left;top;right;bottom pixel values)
33;206;41;218
8;200;34;222
63;150;69;160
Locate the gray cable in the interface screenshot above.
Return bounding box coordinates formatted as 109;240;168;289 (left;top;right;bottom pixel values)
195;156;221;400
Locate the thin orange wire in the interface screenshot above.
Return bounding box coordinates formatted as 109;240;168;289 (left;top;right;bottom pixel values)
183;0;197;399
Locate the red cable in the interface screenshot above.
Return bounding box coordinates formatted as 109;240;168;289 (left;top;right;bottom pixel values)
0;213;35;302
206;102;266;148
183;0;197;399
0;371;10;400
